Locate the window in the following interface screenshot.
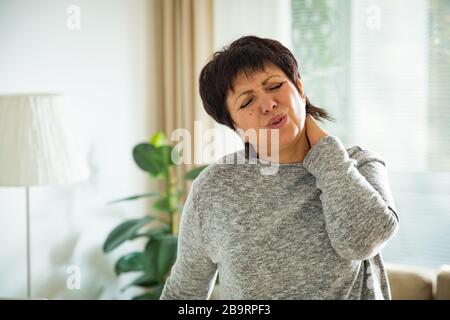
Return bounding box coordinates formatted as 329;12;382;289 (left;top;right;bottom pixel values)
292;0;450;268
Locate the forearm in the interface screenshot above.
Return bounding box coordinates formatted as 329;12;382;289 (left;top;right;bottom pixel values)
303;136;399;260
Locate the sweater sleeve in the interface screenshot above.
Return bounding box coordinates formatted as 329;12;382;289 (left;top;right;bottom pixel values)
302;135;399;261
159;180;218;299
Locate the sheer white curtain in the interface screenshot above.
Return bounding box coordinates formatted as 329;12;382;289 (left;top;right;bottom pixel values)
292;0;450;268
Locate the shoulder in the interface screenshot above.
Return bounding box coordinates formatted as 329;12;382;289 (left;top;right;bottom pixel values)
190;149;246;190
187;150;246;221
310;135;387;169
346;144;386;168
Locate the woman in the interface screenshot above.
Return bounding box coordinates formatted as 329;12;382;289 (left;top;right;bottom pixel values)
159;36;399;300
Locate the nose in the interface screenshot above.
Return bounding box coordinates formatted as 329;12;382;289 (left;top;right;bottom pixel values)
260;94;277;114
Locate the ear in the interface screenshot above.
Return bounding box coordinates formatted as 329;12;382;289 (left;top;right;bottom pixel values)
296;78;306;101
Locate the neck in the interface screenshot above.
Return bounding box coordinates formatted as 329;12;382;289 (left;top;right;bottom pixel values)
257;129;311;164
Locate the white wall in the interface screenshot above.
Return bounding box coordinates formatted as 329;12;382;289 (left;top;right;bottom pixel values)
213;0;292;51
0;0;159;299
212;0;292;158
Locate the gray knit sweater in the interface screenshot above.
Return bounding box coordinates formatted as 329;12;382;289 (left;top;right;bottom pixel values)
159;135;399;300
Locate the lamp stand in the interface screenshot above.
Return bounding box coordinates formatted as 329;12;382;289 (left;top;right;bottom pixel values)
26;186;31;299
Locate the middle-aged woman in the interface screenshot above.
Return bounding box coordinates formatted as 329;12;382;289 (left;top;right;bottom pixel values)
160;35;400;300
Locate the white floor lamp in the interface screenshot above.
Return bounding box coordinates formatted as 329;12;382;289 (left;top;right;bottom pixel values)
0;94;90;298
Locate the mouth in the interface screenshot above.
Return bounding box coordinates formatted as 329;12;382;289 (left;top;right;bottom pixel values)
267;114;287;129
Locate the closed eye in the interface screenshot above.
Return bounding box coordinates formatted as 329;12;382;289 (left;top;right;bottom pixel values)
240;99;253;109
239;82;284;109
269;82;284;90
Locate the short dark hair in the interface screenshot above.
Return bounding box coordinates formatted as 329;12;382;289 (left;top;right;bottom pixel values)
198;35;334;159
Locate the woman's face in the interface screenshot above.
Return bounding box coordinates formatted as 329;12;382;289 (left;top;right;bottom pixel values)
226;63;307;157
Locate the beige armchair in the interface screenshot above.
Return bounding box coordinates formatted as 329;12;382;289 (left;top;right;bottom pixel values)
387;263;450;300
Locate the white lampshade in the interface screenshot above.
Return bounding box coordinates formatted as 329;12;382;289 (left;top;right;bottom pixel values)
0;94;90;186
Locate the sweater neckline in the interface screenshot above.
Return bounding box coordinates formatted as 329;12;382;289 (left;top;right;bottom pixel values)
236;149;306;167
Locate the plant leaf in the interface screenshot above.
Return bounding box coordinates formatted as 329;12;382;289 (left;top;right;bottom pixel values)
132;292;157;300
154;234;178;282
103;216;154;253
115;252;144;275
152;196;170;212
131;285;164;300
150;132;167;147
121;274;159;292
133;143;166;176
107;192;160;205
127;235;176;295
158;145;179;166
129;225;171;240
142;239;159;280
183;165;208;180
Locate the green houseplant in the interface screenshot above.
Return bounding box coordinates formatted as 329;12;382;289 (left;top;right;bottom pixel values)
102;132;207;299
